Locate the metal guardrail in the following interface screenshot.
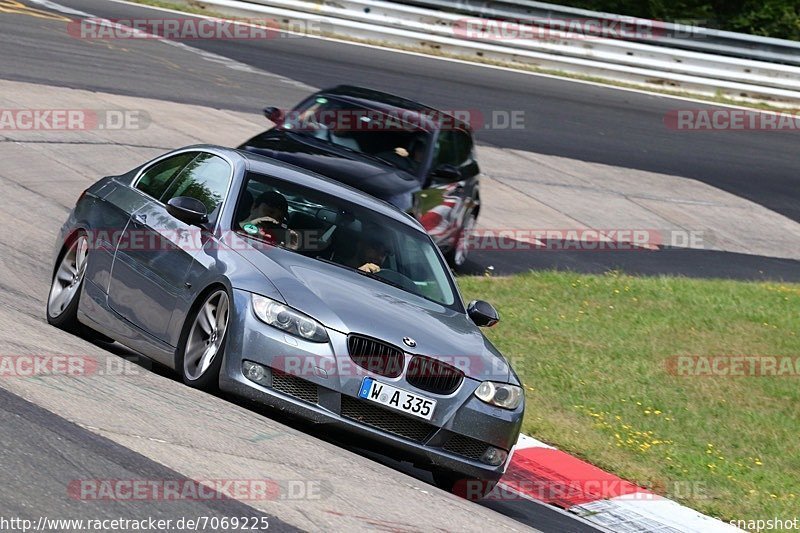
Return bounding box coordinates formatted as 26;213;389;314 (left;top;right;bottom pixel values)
294;0;800;90
401;0;800;67
184;0;800;104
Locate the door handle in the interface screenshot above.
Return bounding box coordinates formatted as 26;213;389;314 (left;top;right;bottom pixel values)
133;213;147;224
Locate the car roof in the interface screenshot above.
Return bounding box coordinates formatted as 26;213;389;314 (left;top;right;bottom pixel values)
319;85;473;133
193;145;423;231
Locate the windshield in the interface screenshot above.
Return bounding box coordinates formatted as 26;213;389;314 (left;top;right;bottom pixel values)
234;171;459;308
280;96;433;176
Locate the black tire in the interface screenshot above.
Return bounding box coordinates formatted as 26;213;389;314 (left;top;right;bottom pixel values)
175;288;230;391
432;469;498;501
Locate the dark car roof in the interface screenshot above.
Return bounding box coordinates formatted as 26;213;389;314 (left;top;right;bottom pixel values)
320;85;473;133
225;146;422;230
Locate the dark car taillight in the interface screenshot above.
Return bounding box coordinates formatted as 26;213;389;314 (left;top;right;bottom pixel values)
406;355;464;395
347;335;405;378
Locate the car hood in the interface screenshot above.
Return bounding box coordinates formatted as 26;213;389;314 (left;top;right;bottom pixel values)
234;239;510;382
240;129;421;206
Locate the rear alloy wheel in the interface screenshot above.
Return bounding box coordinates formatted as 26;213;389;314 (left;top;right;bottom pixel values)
432;469;497;501
448;211;477;269
47;233;89;331
179;289;230;390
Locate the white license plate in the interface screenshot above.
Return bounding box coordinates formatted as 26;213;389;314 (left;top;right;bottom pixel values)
357;377;436;421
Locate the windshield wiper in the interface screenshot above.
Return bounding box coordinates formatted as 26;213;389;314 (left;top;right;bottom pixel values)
314;257;409;293
283;129;317;139
314;256;347;269
333;144;400;168
357;269;410;293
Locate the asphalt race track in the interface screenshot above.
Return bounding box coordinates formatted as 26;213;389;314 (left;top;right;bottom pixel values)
0;0;796;531
463;245;800;281
0;386;294;531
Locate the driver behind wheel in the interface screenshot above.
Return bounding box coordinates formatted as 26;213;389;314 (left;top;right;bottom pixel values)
240;191;298;248
241;190;287;227
388;135;426;173
349;235;391;273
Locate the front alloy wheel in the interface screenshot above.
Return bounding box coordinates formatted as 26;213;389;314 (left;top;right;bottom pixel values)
47;234;89;330
180;289;230;389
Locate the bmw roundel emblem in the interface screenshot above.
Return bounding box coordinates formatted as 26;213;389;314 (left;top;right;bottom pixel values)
403;337;417;348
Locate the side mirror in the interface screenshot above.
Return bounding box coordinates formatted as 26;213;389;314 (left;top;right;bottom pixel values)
166;196;208;226
431;164;462;183
263;106;284;124
467;300;499;327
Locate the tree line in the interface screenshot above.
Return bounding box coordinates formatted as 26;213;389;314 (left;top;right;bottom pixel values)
561;0;799;40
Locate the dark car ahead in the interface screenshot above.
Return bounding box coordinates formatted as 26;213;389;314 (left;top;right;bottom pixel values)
239;85;480;268
47;146;523;500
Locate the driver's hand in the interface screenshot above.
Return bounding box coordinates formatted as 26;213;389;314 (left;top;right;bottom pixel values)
358;263;381;273
245;216;281;226
286;229;300;250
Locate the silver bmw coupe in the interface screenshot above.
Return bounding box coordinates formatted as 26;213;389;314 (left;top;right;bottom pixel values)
47;145;524;499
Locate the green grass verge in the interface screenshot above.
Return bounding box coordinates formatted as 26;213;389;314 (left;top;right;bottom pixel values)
458;271;799;522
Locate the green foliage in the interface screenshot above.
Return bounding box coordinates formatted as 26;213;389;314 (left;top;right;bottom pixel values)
559;0;800;40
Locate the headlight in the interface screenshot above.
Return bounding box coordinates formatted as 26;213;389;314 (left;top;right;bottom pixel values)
474;381;523;410
251;294;329;342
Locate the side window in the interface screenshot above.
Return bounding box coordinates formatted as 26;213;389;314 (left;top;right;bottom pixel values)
433;130;457;167
135;152;196;199
453;130;473;168
160;153;231;221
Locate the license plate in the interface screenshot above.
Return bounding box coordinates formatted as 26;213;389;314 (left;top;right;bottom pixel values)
358;377;436;421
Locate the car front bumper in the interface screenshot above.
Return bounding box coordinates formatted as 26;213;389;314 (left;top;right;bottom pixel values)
219;289;524;482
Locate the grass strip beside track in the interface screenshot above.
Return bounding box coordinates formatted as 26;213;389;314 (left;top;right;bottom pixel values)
458;271;799;521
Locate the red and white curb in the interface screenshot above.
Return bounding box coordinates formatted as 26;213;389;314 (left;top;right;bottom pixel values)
498;434;742;532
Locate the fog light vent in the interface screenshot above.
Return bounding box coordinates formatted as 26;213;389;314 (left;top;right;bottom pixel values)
481;446;508;466
243;360;268;386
